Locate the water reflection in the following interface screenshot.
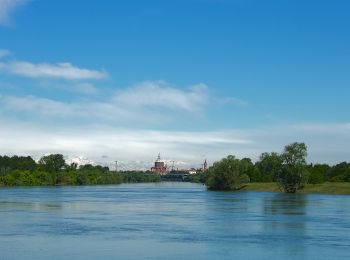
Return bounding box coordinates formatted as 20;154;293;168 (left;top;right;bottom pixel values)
211;192;249;213
264;193;307;215
263;193;308;258
0;184;349;260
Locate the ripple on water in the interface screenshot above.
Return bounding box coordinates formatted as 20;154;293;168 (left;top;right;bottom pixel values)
0;183;350;260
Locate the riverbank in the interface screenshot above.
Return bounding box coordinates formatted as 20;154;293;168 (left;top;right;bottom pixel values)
242;182;350;195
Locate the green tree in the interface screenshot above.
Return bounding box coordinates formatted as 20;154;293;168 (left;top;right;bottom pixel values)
66;162;78;171
327;162;350;182
256;152;282;182
188;171;207;183
307;164;329;184
206;155;250;190
240;158;261;182
277;142;308;193
0;155;37;174
38;154;66;173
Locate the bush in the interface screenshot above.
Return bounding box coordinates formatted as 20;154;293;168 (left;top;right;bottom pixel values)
206;155;250;191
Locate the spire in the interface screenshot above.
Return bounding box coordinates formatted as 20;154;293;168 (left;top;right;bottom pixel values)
157;153;161;160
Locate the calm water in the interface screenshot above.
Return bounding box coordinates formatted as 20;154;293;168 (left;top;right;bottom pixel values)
0;182;349;260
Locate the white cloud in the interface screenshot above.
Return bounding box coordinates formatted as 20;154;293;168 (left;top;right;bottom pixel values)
0;119;349;168
113;81;208;112
0;49;11;58
0;81;210;124
35;81;100;96
0;0;26;25
0;50;108;81
1;95;75;116
0;123;253;168
4;61;108;80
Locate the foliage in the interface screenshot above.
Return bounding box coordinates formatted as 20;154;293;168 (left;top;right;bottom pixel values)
327;162;350;182
277;142;308;193
231;157;262;182
1;150;350;189
307;164;330;184
38;154;66;173
0;155;121;186
0;170;53;186
0;167;122;187
119;171;161;183
206;155;250;190
188;172;207;183
0;154;164;187
255;152;282;182
0;155;36;175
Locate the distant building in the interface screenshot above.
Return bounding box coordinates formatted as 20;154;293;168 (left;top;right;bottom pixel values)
151;153;167;175
203;159;208;172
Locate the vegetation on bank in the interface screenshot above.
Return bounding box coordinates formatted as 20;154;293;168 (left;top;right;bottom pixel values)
206;155;250;190
187;172;207;183
119;171;161;183
205;142;309;193
0;154;159;186
203;142;350;193
1;142;350;195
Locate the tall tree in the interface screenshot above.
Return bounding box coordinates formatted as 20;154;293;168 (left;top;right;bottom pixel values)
38;154;66;173
256;152;282;182
277;142;308;193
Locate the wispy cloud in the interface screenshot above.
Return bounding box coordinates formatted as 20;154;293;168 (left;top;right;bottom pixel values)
0;49;10;58
114;81;209;112
0;121;349;167
0;0;27;25
0;51;247;108
0;81;210;125
2;61;108;80
0;122;253;166
0;50;108;81
1;95;74;116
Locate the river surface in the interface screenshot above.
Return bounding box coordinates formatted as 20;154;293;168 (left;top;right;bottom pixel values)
0;182;349;259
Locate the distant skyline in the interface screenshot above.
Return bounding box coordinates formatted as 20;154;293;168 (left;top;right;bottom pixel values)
0;0;349;168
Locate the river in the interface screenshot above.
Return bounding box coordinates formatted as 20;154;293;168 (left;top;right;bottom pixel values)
0;182;349;259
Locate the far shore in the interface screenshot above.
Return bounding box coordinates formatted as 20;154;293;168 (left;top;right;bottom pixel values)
242;182;350;195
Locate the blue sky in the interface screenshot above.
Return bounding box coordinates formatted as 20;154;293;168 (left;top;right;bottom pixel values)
0;0;349;168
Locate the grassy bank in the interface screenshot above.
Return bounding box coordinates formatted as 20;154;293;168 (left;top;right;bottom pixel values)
242;182;350;195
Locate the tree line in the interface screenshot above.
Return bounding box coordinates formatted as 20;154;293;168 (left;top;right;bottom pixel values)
0;154;159;186
1;144;349;193
204;142;350;193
